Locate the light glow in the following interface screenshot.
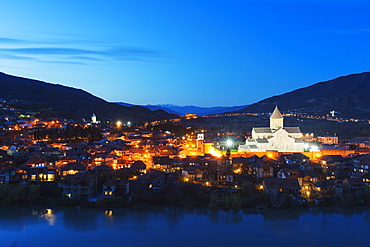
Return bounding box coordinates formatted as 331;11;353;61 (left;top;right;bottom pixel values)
309;145;319;152
226;140;233;147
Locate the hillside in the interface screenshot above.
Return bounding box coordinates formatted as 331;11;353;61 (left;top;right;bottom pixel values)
238;72;370;118
0;72;177;122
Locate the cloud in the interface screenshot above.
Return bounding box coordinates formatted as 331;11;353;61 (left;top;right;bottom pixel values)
0;47;102;56
0;47;161;61
0;53;35;60
0;36;163;65
67;56;104;62
0;38;23;43
107;47;160;60
42;60;87;65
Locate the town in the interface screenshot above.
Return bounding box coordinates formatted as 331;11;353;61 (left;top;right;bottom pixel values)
0;101;370;210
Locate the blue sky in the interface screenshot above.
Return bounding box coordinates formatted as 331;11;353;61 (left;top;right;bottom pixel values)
1;0;370;107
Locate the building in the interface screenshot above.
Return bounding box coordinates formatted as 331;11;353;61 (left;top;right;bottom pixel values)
263;178;301;196
91;113;97;124
91;113;100;124
239;106;304;152
60;173;97;199
318;136;339;145
102;179;129;198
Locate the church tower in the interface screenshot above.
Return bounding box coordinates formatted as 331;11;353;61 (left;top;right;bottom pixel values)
270;105;283;130
91;113;97;124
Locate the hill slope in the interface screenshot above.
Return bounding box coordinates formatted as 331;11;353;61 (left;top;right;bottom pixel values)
0;72;176;122
238;72;370;118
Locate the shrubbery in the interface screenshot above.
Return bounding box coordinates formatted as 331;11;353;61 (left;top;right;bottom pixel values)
0;184;40;205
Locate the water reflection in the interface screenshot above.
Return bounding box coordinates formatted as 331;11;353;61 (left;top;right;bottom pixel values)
163;207;186;225
63;208;101;231
0;206;369;247
39;209;56;226
1;206;370;229
0;207;44;232
260;209;303;220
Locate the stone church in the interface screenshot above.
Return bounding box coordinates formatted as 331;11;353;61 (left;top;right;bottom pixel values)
238;106;304;152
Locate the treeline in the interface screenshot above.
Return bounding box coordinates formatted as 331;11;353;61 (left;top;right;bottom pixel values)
122;182;300;210
0;183;61;206
150;122;195;137
3;182;370;210
34;125;102;142
0;184;40;205
186;115;370;139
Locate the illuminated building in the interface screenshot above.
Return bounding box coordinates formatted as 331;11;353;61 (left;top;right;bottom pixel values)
91;113;97;124
91;113;100;124
318;136;339;145
185;113;198;119
238;106;304;152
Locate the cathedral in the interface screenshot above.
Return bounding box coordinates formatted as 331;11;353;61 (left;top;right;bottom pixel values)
238;106;304;152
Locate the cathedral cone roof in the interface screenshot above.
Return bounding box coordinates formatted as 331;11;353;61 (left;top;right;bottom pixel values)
270;105;283;119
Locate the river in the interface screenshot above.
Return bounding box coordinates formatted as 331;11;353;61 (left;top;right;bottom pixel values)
0;206;369;247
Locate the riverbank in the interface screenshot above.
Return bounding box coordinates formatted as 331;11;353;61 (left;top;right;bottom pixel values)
1;182;369;211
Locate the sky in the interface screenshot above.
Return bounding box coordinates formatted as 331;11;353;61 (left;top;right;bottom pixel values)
1;0;370;107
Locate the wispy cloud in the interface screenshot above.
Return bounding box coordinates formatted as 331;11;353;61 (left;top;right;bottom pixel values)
0;36;163;65
106;47;160;60
0;38;24;43
0;53;36;60
67;56;104;62
0;47;102;56
42;60;88;65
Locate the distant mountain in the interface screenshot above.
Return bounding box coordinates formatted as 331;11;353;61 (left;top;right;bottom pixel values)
237;72;370;118
0;72;177;122
116;103;250;116
117;103;182;115
152;104;251;116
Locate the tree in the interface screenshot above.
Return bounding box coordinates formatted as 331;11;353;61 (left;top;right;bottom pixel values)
226;148;231;159
267;191;287;209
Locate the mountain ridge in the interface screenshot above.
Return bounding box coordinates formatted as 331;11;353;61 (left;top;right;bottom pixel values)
0;72;177;122
237;72;370;118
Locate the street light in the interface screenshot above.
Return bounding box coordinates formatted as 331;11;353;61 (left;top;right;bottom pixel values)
226;139;233;147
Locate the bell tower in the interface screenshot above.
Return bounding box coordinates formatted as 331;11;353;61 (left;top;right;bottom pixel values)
270;105;283;130
91;113;97;124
